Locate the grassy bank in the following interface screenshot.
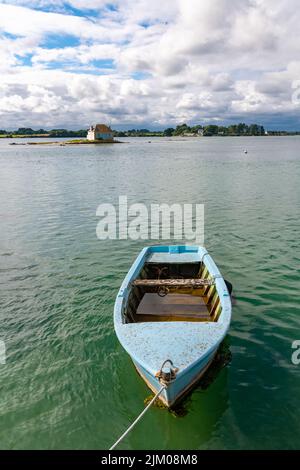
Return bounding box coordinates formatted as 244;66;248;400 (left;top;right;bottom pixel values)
9;139;123;146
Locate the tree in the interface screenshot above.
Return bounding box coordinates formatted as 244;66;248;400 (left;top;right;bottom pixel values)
217;126;228;135
174;123;191;135
15;128;35;135
203;125;219;136
236;123;248;135
227;125;237;135
163;127;175;136
248;124;265;135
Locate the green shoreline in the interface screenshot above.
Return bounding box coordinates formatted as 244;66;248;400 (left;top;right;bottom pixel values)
2;122;300;139
9;139;123;146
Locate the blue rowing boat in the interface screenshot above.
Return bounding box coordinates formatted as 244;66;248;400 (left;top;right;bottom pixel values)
114;245;232;407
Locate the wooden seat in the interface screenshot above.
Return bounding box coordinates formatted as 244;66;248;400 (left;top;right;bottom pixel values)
133;278;213;288
135;293;212;322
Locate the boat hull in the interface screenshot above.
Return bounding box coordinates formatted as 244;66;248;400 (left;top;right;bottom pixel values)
133;348;217;407
114;246;232;408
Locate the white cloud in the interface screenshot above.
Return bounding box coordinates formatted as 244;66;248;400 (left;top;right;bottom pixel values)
1;0;300;129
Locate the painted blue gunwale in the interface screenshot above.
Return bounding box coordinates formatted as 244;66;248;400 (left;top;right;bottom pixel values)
114;245;232;406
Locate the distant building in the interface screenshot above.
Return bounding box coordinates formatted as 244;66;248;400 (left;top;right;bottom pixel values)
87;124;114;141
197;128;204;136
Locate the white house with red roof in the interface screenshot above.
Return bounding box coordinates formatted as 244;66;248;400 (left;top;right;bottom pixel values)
87;124;114;141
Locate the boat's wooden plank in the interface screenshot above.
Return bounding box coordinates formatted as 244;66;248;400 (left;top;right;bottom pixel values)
201;266;209;279
210;292;219;311
135;314;212;323
133;278;214;287
136;293;211;318
205;285;215;303
212;301;222;321
146;253;200;264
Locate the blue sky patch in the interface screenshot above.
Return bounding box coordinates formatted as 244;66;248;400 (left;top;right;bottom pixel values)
106;4;118;12
91;59;115;69
16;53;33;66
42;58;115;76
2;32;20;40
40;33;81;49
22;1;101;17
139;22;151;29
61;2;102;18
131;71;151;80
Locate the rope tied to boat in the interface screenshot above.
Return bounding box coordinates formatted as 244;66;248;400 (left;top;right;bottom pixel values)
155;359;179;386
155;267;169;297
109;359;178;450
157;286;169;297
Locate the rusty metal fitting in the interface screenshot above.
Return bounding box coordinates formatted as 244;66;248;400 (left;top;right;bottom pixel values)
155;359;179;386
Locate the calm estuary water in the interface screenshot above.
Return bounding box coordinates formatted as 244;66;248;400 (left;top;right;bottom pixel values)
1;136;300;449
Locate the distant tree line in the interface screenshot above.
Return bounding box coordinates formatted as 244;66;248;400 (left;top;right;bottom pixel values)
1;124;299;139
0;128;87;137
48;129;87;137
203;123;266;136
114;128;161;137
113;123;267;137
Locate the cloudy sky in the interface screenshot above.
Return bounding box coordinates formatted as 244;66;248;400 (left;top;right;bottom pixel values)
0;0;300;130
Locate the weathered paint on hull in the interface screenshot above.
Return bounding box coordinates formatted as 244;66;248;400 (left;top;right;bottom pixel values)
133;349;217;407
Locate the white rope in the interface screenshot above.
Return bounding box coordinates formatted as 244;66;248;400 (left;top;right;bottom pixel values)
109;384;166;450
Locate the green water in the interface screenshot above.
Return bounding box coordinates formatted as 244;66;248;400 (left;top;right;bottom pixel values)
1;136;300;450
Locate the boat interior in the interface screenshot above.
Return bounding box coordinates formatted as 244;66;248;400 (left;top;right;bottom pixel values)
125;261;222;323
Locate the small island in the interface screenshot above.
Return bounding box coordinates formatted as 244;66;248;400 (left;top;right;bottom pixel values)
7;124;123;146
